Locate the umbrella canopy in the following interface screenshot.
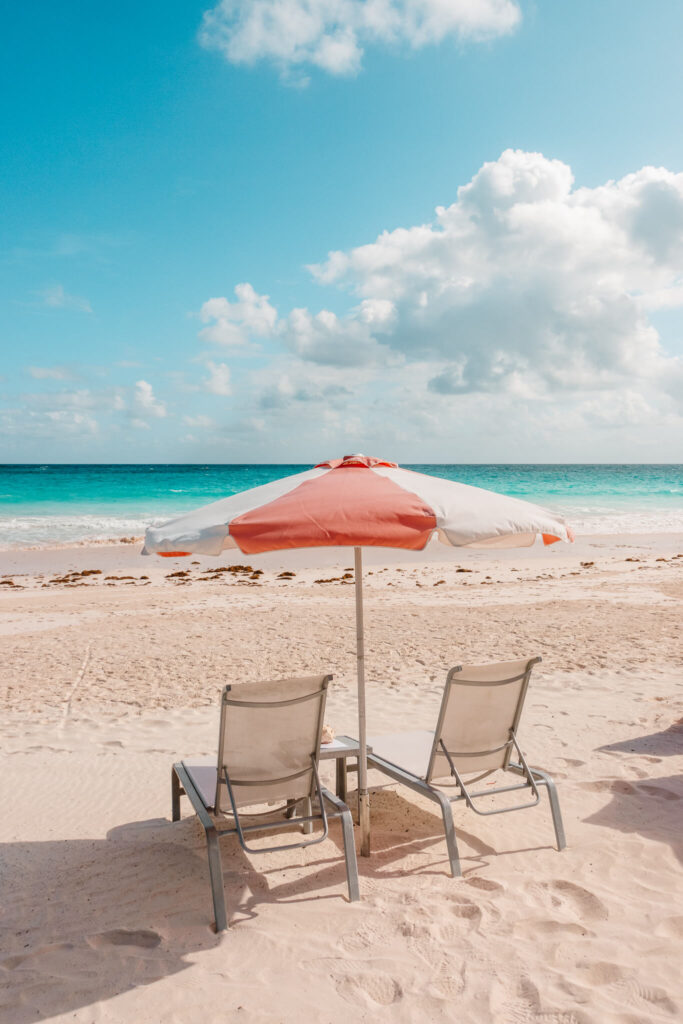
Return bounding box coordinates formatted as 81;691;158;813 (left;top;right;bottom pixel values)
143;455;573;857
143;454;573;557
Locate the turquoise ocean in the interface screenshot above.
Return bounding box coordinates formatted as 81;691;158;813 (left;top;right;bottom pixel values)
0;464;681;549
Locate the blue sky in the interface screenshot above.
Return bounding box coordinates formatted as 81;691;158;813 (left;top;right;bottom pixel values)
2;0;683;462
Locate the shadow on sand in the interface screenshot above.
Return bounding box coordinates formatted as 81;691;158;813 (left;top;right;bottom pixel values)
0;784;567;1022
0;813;356;1024
584;773;683;865
598;718;683;758
587;720;683;864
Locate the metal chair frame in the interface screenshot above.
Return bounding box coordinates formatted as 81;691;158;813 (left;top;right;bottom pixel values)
367;658;566;878
171;677;360;930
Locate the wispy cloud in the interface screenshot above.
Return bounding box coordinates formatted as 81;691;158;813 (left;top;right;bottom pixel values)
27;365;75;381
39;283;92;313
183;414;215;428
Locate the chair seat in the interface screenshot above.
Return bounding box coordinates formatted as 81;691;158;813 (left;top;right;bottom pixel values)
182;758;218;810
368;730;435;780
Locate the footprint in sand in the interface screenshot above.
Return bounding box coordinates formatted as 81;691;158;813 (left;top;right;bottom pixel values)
611;979;680;1016
335;969;402;1006
580;779;637;795
338;924;384;952
465;875;503;893
583;960;627;986
304;957;402;1007
654;915;683;939
542;879;608;921
87;929;161;950
448;895;483;927
581;778;680;801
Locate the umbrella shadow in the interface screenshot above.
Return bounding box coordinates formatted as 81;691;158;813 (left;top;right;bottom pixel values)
598;718;683;759
583;773;683;864
0;814;360;1024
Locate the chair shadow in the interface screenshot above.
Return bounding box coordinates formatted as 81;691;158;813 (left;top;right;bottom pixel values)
598;718;683;758
0;812;361;1024
583;773;683;865
360;786;559;878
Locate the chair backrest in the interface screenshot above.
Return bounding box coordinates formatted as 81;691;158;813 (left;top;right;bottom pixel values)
214;675;331;813
426;657;540;782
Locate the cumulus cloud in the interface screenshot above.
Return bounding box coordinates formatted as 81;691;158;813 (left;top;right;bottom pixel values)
188;151;683;459
39;283;92;313
283;307;387;366
199;0;521;81
307;149;683;397
254;358;357;409
199;283;277;348
204;361;232;395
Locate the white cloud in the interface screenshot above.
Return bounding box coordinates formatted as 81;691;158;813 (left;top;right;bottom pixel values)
39;283;92;313
133;380;166;419
44;410;99;434
199;283;277;347
307;149;683;397
283;306;387;366
191;150;683;461
27;365;74;380
204;361;232;395
199;0;521;81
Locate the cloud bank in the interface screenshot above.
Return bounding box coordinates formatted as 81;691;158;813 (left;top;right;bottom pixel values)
192;149;683;457
205;150;683;394
8;151;682;460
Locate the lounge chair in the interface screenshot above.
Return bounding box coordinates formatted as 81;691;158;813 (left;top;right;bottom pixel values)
366;657;566;876
171;674;360;930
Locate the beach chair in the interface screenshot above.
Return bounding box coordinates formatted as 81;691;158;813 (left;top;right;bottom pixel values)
171;674;360;930
366;657;566;876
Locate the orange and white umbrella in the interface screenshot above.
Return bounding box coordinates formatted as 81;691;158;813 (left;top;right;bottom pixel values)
144;455;573;853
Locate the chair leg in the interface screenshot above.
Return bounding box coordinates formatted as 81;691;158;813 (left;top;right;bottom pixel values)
336;757;348;803
435;792;462;877
322;789;360;902
302;796;313;835
171;767;181;822
340;805;360;902
205;826;228;932
533;770;567;851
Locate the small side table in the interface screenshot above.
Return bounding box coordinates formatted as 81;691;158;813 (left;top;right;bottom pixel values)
319;734;372;805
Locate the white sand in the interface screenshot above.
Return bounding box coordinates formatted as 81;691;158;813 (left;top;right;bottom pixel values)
1;534;682;1022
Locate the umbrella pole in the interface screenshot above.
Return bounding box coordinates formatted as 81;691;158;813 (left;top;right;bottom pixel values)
354;545;370;857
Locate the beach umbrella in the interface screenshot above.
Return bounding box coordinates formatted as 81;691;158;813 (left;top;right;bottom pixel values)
143;454;573;856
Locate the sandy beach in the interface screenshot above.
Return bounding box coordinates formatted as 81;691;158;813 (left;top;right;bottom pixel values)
1;533;682;1023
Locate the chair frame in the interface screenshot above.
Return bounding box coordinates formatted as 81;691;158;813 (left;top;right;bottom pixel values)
171;677;360;930
367;657;566;877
